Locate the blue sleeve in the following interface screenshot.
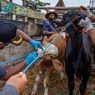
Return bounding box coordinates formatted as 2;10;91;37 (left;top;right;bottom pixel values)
0;85;19;95
43;21;50;31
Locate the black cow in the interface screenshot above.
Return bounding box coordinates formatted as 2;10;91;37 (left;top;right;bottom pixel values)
61;11;93;95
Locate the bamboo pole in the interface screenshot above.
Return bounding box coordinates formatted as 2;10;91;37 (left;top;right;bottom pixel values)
37;7;95;10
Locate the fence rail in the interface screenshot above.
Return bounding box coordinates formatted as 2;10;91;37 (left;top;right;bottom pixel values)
37;7;95;10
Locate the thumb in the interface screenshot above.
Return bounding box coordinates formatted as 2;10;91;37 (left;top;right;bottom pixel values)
78;19;84;26
38;43;43;50
34;46;38;51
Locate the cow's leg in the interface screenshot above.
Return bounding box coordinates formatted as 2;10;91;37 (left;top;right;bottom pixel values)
67;72;74;95
65;64;75;95
43;66;53;95
79;68;91;95
32;70;41;95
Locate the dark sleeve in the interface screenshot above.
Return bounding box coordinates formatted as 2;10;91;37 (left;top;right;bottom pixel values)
0;85;19;95
0;20;17;43
43;21;50;31
0;67;7;80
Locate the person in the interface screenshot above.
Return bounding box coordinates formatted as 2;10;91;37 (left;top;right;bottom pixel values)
0;72;27;95
0;20;43;50
43;11;58;38
80;6;95;22
78;6;95;48
0;20;43;80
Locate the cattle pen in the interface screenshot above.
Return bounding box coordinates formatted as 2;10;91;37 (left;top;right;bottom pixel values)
0;0;95;95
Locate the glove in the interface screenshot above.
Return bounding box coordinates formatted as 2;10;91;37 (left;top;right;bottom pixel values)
25;52;39;65
85;7;92;18
79;6;92;18
29;39;43;51
78;17;94;31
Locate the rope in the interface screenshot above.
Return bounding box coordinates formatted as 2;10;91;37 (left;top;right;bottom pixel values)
22;21;71;74
0;52;30;65
0;18;71;74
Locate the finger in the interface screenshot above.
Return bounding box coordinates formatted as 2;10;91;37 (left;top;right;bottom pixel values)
18;72;24;78
14;72;25;78
78;19;84;26
80;19;84;22
78;22;81;26
19;73;27;82
21;74;27;79
38;42;43;50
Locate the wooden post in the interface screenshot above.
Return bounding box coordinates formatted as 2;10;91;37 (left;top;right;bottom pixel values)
9;0;12;3
25;17;28;22
12;14;16;20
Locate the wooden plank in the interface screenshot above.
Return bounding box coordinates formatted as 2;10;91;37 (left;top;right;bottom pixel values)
0;0;45;20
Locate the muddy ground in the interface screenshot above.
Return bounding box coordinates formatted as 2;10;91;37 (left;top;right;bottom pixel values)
0;68;95;95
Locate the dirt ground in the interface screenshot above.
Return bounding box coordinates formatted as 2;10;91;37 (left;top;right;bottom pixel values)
0;68;95;95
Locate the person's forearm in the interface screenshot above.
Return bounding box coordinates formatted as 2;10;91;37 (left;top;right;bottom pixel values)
90;14;95;22
2;62;27;80
16;29;31;42
43;31;55;36
88;28;95;47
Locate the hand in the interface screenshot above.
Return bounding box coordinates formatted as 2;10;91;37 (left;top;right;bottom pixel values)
80;6;92;18
25;52;39;65
78;17;94;31
6;73;27;94
29;39;43;51
85;7;92;18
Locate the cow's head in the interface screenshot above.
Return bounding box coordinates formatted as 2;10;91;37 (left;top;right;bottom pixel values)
61;11;87;35
37;36;64;72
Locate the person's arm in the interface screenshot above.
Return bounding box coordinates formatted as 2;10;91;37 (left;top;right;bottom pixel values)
43;21;55;36
78;17;95;47
16;29;43;50
0;85;19;95
16;29;31;42
0;73;27;95
87;28;95;47
1;62;27;80
43;30;55;36
90;14;95;22
1;52;39;81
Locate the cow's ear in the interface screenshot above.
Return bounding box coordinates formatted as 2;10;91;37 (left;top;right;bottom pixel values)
43;36;48;46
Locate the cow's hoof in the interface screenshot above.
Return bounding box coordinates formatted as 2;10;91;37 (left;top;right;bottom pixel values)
44;88;48;95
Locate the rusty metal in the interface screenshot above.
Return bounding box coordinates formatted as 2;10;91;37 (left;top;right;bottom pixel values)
37;7;95;10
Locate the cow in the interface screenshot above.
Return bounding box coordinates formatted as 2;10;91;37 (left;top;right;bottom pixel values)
32;32;67;95
61;11;93;95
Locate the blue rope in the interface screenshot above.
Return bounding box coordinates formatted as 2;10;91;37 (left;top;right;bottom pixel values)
0;22;70;74
0;52;30;65
44;22;70;52
22;22;71;74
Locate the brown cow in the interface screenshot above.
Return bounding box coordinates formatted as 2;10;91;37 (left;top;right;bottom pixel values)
32;32;67;95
